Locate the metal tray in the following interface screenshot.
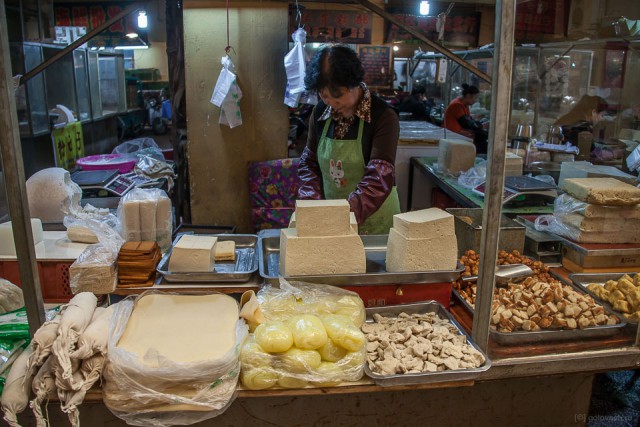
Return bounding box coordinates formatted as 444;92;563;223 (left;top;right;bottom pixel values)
451;281;627;345
569;273;639;325
157;234;258;283
257;229;464;286
363;301;491;386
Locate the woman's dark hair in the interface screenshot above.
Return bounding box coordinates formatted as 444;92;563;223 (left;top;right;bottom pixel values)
411;86;426;96
304;45;365;97
461;83;480;97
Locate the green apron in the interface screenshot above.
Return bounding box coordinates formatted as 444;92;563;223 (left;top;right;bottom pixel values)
317;117;400;235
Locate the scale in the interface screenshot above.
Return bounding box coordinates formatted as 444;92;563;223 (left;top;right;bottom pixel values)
472;175;558;205
71;169;135;198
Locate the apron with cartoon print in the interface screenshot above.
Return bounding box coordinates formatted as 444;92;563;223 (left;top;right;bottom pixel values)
317;117;400;235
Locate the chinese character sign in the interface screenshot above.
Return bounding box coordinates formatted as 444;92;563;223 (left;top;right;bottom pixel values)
386;12;480;46
289;10;373;44
52;122;85;170
358;46;391;88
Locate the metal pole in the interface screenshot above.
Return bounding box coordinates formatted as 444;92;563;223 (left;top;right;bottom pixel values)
356;0;492;84
0;0;46;334
471;0;516;351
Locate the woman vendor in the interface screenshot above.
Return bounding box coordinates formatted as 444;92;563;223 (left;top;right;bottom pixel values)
297;45;400;235
444;84;489;154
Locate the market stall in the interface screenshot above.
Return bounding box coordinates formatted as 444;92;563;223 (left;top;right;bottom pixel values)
1;0;640;426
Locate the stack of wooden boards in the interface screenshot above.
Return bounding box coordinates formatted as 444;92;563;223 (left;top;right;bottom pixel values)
117;242;162;287
554;178;640;272
386;208;458;272
280;200;365;276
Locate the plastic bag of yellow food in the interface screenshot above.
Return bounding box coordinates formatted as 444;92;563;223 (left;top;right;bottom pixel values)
257;280;365;326
239;280;366;390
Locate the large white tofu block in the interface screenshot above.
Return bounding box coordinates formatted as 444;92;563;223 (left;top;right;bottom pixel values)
122;200;141;241
139;200;157;241
0;219;44;256
117;293;239;366
168;235;217;272
437;139;476;174
393;208;455;239
295;199;351;237
386;228;458;272
279;228;366;276
290;211;358;234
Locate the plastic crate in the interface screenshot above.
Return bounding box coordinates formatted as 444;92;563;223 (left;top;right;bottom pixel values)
0;260;74;303
343;282;453;309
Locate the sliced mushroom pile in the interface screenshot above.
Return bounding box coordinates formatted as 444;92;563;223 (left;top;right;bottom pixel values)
362;312;485;376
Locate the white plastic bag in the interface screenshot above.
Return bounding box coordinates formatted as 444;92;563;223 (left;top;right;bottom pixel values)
457;160;487;189
284;29;307;97
211;56;243;128
103;292;247;426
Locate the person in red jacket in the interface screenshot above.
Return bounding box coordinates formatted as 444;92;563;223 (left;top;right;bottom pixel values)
444;84;489;153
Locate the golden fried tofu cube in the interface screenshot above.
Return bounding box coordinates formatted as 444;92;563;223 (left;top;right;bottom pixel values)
604;280;618;292
633;274;640;287
617;278;636;296
613;299;632;314
625;289;640;310
621;274;634;283
624;312;640;321
610;290;626;302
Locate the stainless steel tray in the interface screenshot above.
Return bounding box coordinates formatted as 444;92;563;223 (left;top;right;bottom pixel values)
257;229;464;286
157;234;258;283
569;273;639;325
451;281;627;345
363;301;491;386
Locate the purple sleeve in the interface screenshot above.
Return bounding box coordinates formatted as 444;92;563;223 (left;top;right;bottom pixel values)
297;146;324;200
347;159;395;224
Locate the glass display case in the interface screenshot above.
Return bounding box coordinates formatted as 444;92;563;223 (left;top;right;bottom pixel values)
88;51;126;118
42;45;78;116
73;50;92;122
10;42;49;136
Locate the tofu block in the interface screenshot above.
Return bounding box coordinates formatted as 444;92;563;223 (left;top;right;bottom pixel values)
437;139;476;174
393;208;455;239
294;199;351;237
214;240;236;262
386;228;458;272
580;203;640;219
290;211;358;234
67;225;98;244
139;200;157;241
560;223;640;244
0;219;44;256
168;235;217;272
559;213;640;233
279;228;366;276
122;200;141;241
562;178;640;206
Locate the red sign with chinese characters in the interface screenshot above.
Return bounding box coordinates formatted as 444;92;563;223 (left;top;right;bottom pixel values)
359;46;391;88
55;2;138;46
514;0;567;41
386;12;480;46
289;10;373;44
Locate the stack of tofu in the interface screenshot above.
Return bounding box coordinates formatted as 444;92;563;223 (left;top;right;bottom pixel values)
556;178;640;245
120;189;172;252
280;200;366;276
386;208;458;272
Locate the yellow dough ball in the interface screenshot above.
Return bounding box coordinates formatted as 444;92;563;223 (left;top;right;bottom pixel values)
259;293;298;322
332;295;366;326
321;315;366;352
338;350;366;371
240;337;272;368
286;315;328;350
241;369;278;390
278;348;322;373
277;375;308;389
312;362;344;387
254;322;293;353
318;338;347;363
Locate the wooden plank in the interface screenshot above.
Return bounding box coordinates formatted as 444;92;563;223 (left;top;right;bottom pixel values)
0;0;46;333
